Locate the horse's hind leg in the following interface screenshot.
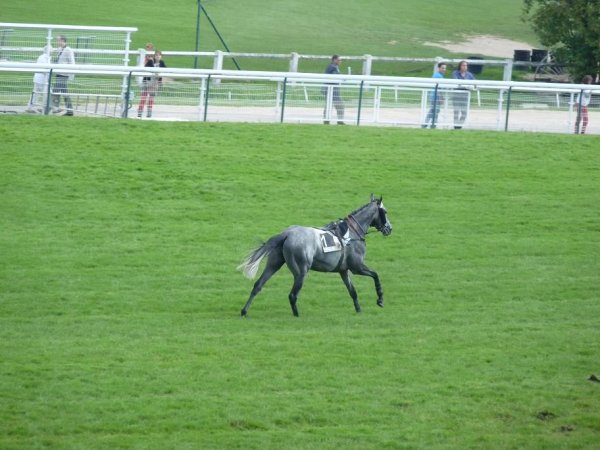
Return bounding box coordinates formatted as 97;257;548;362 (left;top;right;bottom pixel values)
288;271;307;317
283;237;312;317
286;256;309;317
241;255;284;317
339;270;361;313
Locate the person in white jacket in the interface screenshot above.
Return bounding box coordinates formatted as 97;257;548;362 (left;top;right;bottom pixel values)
26;45;52;113
52;35;75;116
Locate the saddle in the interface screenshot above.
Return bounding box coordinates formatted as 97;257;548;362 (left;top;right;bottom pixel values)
320;219;350;249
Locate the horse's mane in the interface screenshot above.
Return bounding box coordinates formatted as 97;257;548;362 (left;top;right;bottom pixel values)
347;200;376;217
320;201;376;230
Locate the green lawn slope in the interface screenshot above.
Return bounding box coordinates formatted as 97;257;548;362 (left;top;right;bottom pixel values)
1;116;599;448
4;0;538;74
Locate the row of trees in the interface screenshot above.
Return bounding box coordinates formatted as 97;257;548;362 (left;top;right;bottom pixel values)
523;0;600;81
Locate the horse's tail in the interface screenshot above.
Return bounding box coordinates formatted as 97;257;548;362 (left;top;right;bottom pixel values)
237;233;287;279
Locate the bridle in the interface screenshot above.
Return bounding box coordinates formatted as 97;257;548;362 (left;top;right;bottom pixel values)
346;203;390;239
376;206;391;234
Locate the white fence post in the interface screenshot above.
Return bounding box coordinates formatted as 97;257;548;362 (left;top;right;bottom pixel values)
212;50;223;85
213;50;223;71
503;59;513;81
120;31;133;116
324;85;332;123
289;52;299;73
362;54;372;76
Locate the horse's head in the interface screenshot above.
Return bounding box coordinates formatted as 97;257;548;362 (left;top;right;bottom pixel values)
347;195;393;238
370;194;392;236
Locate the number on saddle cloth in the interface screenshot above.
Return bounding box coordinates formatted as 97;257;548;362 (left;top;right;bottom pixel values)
318;231;341;253
318;220;350;253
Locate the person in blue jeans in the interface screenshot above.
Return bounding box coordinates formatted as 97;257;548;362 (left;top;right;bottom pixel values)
451;60;475;129
422;62;447;128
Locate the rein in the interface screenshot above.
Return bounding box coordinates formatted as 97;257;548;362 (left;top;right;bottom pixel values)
346;214;368;240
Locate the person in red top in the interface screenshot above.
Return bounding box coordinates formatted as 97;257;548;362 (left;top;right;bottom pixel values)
574;75;593;134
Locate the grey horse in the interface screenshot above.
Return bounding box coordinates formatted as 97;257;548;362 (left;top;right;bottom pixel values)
238;195;392;317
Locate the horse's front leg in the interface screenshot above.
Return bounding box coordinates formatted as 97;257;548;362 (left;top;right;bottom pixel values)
353;265;384;307
339;270;361;313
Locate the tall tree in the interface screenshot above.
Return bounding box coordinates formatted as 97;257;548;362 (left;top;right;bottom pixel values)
523;0;600;81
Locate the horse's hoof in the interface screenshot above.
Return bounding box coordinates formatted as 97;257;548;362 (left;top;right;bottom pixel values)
241;309;247;317
377;300;384;308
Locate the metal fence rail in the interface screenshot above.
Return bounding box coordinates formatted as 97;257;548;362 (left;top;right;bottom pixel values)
0;22;136;66
1;62;598;135
0;22;565;81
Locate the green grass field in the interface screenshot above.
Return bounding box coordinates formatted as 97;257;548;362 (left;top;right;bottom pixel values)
1;116;599;448
4;0;538;75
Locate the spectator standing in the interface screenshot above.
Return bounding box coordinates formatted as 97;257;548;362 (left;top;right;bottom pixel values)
574;74;593;134
322;55;345;125
451;60;475;129
143;42;154;64
52;35;75;116
141;42;155;72
422;62;447;128
26;45;52;113
137;50;166;118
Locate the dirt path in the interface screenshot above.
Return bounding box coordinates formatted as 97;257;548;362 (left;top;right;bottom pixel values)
423;34;538;58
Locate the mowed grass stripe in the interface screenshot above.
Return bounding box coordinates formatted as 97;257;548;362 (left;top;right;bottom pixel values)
1;117;599;448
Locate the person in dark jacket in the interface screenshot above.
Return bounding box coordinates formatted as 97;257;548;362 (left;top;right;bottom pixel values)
137;50;166;118
451;60;475;129
422;62;447;128
322;55;345;125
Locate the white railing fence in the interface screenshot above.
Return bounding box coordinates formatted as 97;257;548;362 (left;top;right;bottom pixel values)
0;23;137;117
1;62;598;135
0;23;136;66
1;22;558;80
